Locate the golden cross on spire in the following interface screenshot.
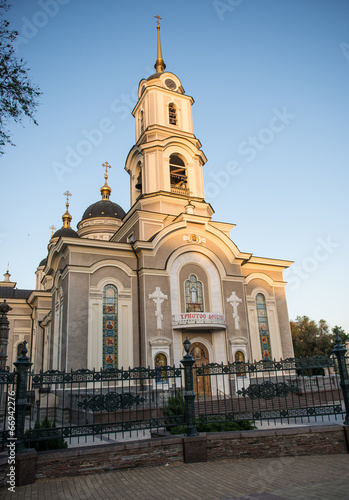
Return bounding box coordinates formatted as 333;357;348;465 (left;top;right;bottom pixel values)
50;225;56;237
102;161;111;177
63;190;72;206
154;15;162;26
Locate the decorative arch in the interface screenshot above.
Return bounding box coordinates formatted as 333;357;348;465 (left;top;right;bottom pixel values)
245;273;283;288
187;336;214;362
249;286;272;301
169;251;223;315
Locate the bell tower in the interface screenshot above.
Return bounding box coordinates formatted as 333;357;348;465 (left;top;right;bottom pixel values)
124;19;212;219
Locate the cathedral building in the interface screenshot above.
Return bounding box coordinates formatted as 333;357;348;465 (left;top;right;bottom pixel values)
0;24;294;379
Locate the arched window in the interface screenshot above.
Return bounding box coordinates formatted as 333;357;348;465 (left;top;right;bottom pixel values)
169;154;187;194
103;284;118;369
135;161;142;192
235;350;246;377
155;353;168;383
185;274;204;312
140;110;144;134
168;102;177;125
256;293;272;360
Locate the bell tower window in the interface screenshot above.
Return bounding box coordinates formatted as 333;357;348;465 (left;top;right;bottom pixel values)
169;103;177;125
135;161;142;192
140;110;144;134
169;154;188;195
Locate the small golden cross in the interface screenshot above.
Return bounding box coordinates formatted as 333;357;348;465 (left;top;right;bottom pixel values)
50;225;56;237
63;190;72;205
154;15;162;26
102;161;111;176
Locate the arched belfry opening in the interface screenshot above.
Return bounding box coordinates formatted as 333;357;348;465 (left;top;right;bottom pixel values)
168;102;177;125
135;161;142;192
169;154;187;195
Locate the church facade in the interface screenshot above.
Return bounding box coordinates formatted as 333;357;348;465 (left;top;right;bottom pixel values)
0;25;294;374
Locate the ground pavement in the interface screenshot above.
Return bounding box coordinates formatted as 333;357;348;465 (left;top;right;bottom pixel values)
1;453;348;499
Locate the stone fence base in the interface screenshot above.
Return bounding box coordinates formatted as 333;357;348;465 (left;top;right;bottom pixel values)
0;424;348;489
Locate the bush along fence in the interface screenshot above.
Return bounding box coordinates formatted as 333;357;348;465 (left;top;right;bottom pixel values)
0;336;349;453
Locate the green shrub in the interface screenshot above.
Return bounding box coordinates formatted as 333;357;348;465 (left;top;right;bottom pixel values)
162;391;186;431
163;391;256;435
25;416;68;451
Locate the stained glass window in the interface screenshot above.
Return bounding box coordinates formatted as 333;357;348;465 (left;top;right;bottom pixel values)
185;274;204;312
103;284;118;370
256;293;272;361
155;353;168;383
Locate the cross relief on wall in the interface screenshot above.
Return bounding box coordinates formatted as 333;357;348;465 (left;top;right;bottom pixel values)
227;291;242;330
149;287;168;330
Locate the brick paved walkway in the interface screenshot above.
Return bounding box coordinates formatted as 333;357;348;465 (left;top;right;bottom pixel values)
1;454;348;499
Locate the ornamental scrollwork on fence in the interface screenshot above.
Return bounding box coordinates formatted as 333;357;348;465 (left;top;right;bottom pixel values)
237;381;300;400
77;392;145;412
0;371;15;384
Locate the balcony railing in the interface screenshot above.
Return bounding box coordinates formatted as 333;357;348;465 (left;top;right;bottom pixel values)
172;312;226;330
170;185;189;196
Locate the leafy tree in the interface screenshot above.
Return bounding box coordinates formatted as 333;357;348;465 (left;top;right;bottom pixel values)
290;316;333;358
0;0;41;154
332;325;349;344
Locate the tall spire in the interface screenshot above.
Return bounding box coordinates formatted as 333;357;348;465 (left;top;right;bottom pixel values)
154;15;166;73
100;161;112;200
62;190;72;228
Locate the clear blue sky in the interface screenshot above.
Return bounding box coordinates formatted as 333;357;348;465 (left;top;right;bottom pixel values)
2;0;349;332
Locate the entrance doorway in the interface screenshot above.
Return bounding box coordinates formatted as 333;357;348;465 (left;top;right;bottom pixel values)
190;342;211;396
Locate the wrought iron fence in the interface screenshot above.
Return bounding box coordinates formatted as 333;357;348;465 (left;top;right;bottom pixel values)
0;336;348;452
23;363;184;448
193;355;346;429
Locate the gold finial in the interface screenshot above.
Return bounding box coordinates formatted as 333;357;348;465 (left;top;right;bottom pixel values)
102;161;111;177
50;225;56;237
154;15;166;73
64;190;72;206
154;15;162;26
62;191;72;228
101;161;112;200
